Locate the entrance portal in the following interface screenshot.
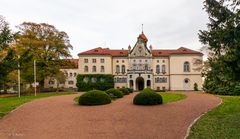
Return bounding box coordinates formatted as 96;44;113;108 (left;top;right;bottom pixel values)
136;77;144;91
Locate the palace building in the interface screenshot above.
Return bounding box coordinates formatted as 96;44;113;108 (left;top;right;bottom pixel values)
44;32;203;91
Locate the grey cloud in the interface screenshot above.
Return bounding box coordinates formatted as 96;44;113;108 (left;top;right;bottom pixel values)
0;0;208;58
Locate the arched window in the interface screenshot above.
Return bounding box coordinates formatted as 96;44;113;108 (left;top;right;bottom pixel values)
116;65;120;73
84;66;88;72
162;65;166;73
70;73;73;77
74;73;77;77
83;77;89;83
91;77;97;83
92;66;97;72
184;78;190;84
184;62;190;72
156;65;160;74
122;65;126;74
101;66;105;72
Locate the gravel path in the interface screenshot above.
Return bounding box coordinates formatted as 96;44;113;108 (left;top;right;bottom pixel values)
0;92;221;139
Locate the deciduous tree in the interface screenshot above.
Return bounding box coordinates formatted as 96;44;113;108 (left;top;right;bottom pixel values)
16;22;73;88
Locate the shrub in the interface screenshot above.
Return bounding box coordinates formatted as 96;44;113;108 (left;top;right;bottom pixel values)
141;88;155;93
106;88;124;98
194;83;199;91
133;91;163;105
127;88;134;93
78;90;111;105
118;88;130;95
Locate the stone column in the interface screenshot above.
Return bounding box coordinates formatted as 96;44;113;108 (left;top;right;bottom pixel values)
144;79;147;89
151;79;154;89
133;80;136;91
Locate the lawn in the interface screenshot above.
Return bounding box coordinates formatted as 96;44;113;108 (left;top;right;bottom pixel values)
159;92;187;103
188;96;240;139
74;92;186;104
0;92;75;118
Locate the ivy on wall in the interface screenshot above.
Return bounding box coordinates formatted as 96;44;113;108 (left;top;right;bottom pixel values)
76;74;114;91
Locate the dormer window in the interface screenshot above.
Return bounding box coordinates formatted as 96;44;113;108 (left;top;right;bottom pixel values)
94;50;98;52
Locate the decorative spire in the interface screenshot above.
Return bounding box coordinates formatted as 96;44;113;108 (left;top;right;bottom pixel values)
142;24;144;34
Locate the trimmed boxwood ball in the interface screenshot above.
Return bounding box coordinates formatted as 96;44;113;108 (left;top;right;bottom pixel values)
127;88;134;93
79;90;111;105
106;88;124;98
142;88;155;93
118;88;130;95
133;89;163;105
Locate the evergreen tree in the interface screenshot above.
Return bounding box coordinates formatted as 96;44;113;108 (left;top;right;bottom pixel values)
0;16;17;92
200;0;240;95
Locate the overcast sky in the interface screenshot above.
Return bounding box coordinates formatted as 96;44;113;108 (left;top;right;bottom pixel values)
0;0;208;58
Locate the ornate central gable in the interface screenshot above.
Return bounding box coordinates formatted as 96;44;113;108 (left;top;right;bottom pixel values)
129;32;152;57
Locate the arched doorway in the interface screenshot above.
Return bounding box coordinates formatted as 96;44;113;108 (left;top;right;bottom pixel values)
136;77;144;91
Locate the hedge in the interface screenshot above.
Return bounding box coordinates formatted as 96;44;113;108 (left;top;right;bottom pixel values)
76;74;114;91
118;88;130;95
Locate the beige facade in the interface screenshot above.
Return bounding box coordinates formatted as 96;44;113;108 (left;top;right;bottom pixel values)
44;32;203;91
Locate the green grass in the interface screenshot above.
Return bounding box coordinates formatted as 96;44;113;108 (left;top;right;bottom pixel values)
159;92;187;103
188;96;240;139
0;92;75;118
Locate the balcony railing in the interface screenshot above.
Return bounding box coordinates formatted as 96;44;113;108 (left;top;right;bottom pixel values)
127;69;153;74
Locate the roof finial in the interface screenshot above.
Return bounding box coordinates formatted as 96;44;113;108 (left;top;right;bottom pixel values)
141;24;144;34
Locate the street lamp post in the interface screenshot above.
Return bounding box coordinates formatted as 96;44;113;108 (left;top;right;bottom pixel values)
18;55;20;98
34;60;37;96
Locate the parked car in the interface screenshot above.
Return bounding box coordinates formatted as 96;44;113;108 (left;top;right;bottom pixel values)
7;90;17;94
0;90;17;94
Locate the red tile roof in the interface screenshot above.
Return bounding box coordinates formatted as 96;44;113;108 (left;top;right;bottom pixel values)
79;47;128;57
78;47;203;57
61;59;79;69
152;47;203;57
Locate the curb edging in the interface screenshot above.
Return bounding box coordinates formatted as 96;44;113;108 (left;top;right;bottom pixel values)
184;97;223;139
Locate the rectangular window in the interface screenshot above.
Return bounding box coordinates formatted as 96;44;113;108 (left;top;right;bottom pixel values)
92;59;97;63
114;77;127;83
49;81;55;85
100;59;105;63
84;59;88;63
101;66;105;72
92;66;97;72
155;77;167;83
68;81;74;85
